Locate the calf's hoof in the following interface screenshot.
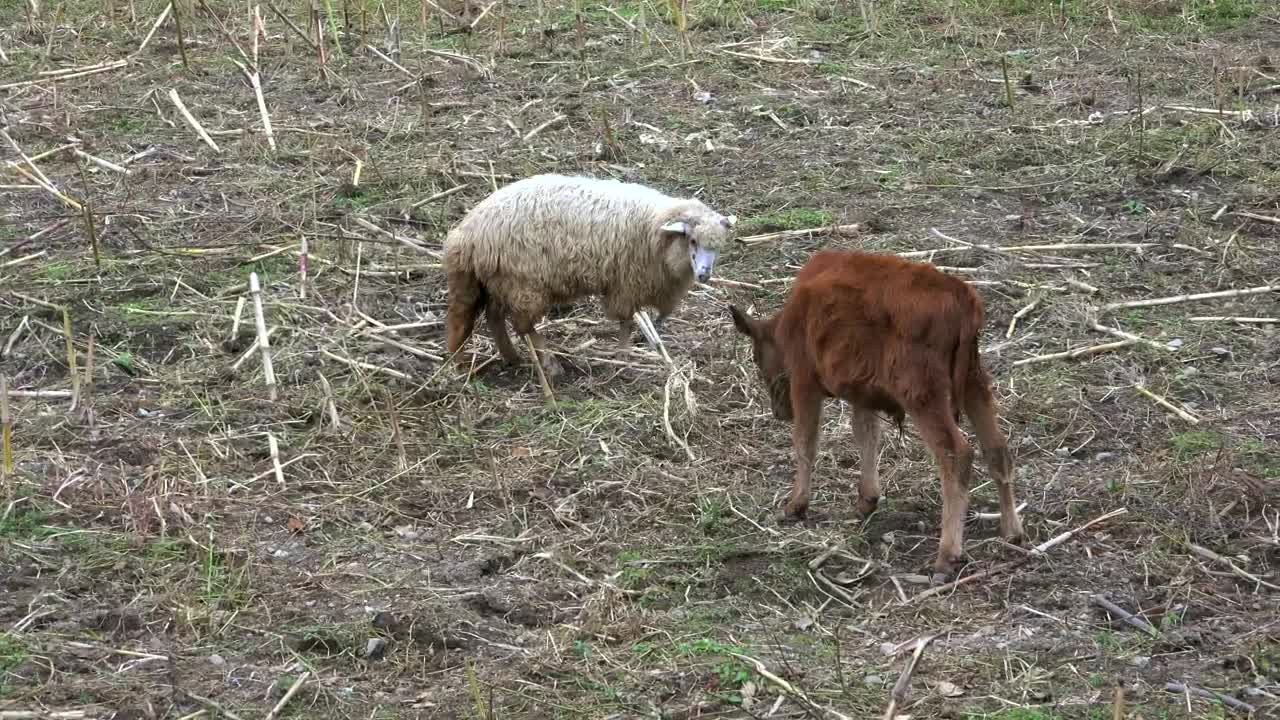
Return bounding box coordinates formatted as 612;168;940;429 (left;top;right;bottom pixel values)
1001;517;1026;545
931;554;963;586
855;496;879;516
781;498;809;522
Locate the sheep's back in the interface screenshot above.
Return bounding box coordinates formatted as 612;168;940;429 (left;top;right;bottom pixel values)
448;176;673;298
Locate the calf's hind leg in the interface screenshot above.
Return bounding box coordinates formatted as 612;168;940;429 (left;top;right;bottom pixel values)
910;402;974;585
965;372;1024;544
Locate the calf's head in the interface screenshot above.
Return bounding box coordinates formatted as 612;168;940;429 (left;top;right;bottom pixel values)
729;305;792;421
660;206;736;284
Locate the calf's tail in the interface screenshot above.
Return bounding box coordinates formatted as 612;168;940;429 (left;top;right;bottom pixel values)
950;295;985;423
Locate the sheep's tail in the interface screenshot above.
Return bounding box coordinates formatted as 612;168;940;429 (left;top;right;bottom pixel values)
444;243;488;363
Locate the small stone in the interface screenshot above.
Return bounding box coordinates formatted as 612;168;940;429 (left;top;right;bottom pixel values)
1094;451;1118;463
693;90;713;104
880;642;898;656
935;680;964;697
208;654;225;666
394;525;419;540
1130;655;1151;668
864;674;884;686
1030;688;1051;702
272;548;290;559
365;637;388;660
1210;346;1231;357
1167;338;1183;349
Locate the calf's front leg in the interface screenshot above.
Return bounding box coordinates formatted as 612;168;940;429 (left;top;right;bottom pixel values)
851;408;882;515
784;377;824;519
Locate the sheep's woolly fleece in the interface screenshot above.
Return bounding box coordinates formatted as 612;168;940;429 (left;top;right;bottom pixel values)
442;173;735;324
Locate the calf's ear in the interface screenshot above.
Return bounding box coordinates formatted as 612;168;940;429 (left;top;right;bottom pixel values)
728;305;755;338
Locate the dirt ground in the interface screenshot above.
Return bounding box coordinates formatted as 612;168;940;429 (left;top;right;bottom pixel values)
2;0;1279;718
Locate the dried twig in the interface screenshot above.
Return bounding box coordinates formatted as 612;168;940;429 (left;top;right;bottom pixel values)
1;373;12;479
231;327;279;371
1187;543;1280;591
729;652;852;720
0;60;129;90
1234;210;1280;225
168;89;222;152
739;223;862;245
1012;339;1137;367
1090;594;1159;636
1163;683;1255;714
1188;316;1278;323
248;272;277;399
907;508;1128;604
135;3;173;55
1101;285;1278;312
267;433;285;484
1133;385;1200;424
350;217;441;257
320;349;411;381
74;148;131;175
264;671;310;720
522;114;565;143
366;44;416;78
524;336;556;403
720;49;816;65
265;0;319;50
1090;322;1173;351
407;184;468;212
1006;297;1041;338
882;635;937;720
232;60;277;151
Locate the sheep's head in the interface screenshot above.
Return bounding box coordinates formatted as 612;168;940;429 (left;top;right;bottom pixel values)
659;206;736;284
729;305;792;421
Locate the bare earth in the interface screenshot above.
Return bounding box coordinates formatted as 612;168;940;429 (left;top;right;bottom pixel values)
2;0;1279;718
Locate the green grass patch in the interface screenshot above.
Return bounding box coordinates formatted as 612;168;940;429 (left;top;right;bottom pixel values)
741;207;833;234
0;633;31;688
1168;430;1221;462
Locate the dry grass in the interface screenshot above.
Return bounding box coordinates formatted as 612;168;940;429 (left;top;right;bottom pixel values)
2;0;1279;718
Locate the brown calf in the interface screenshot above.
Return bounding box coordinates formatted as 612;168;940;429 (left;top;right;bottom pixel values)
730;249;1024;584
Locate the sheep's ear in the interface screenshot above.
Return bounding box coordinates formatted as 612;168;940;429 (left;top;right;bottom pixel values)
729;305;755;338
661;220;690;236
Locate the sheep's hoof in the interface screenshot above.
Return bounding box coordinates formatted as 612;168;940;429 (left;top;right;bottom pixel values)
539;357;565;380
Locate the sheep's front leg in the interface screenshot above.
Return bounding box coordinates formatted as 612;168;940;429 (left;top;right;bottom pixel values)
523;329;563;380
509;310;563;380
616;320;634;351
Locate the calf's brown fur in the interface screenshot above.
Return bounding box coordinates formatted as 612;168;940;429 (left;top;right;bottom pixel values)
730;249;1024;583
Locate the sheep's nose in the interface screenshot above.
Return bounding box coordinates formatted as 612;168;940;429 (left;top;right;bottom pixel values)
696;271;710;282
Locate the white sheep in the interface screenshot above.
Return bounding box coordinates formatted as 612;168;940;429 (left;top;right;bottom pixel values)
443;173;736;379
